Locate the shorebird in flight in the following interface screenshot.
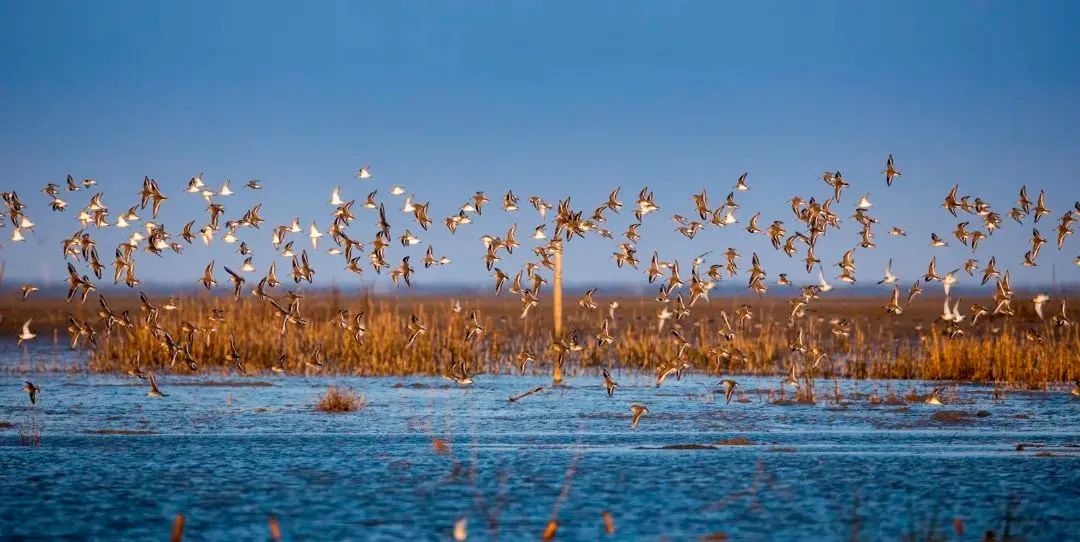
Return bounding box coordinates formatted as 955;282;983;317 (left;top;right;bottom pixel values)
201;261;216;290
856;192;873;209
17;319;36;346
781;363;799;390
717;379;739;404
602;367;619;397
23;381;40;405
655;361;689;387
405;314;427;347
884;285;904;315
1033;293;1050;320
20;284;38;301
877;259;898;285
443;357;474;386
1052;300;1071;328
734;172;750;192
147;371;167;397
883;154;901;186
629;404;649;428
516;351;534;375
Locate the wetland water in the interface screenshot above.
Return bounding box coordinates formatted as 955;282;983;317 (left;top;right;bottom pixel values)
1;353;1077;540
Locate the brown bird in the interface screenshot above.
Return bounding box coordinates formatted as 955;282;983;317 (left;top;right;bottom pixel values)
223;266;245;300
883;154;901;186
23;381;40;405
602;367;619;397
629;404;649;428
406;314;427;347
200;261;216;290
20;284;38;302
717;379;739;404
147;371;167;397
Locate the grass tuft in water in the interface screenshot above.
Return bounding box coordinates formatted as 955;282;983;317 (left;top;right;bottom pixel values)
316;386;365;412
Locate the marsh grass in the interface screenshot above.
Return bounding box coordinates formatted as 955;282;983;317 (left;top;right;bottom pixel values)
1;291;1076;386
316;385;365;412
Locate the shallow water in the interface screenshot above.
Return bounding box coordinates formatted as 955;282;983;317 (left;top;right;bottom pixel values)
1;354;1078;541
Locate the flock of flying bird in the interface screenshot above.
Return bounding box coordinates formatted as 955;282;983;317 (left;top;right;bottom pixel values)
8;157;1080;422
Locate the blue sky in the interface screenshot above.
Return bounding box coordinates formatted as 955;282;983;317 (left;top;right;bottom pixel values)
1;1;1078;291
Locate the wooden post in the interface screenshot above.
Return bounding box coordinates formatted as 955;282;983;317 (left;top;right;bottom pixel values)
552;246;564;384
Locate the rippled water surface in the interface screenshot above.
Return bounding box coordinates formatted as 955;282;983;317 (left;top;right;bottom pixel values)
2;354;1078;540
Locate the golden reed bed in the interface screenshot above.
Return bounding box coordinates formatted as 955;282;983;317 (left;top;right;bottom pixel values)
2;290;1076;387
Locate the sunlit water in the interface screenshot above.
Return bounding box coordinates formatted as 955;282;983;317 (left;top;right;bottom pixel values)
1;345;1078;540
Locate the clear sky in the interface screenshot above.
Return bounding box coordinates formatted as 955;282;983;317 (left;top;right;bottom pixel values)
1;1;1078;292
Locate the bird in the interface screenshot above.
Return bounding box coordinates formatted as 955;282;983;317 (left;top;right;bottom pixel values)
602;367;619;397
942;269;960;297
817;269;833;292
883;154;901;186
579;288;598;311
302;345;325;371
924;257;942;282
443;357;474;385
655;361;689;387
969;303;989;325
23;381;40;405
224;266;246;300
1052;300;1071;328
877;259;898;284
464;309;484;341
717;379;739;404
17;319;36;346
596;319;614;348
20;284;38;302
147;371;167;397
1033;293;1050;320
734;172;750;191
884;285;903;315
856;193;873;209
308;221;323;249
924;388;944;406
629;404;649;428
781;363;799;390
201;261;217;290
1034;190;1050;222
405;314;427;347
516;351;535;375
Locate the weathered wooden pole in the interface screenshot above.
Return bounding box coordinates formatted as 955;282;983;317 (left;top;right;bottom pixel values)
552;245;564;384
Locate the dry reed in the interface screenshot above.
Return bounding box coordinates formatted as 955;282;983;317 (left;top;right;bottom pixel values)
1;291;1076;387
